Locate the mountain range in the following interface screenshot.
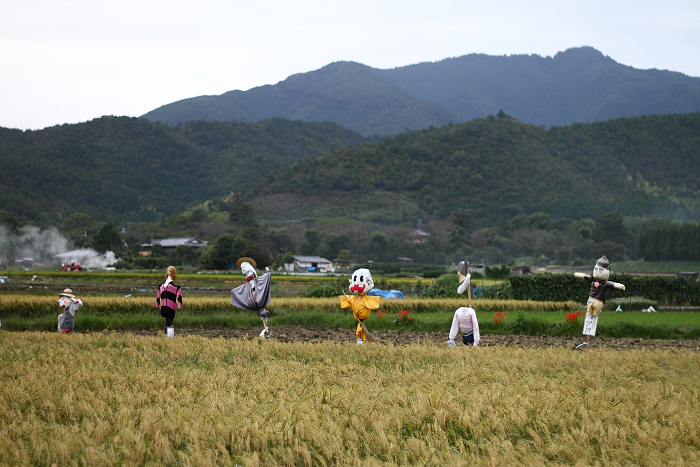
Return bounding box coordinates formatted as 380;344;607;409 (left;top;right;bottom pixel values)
141;47;700;136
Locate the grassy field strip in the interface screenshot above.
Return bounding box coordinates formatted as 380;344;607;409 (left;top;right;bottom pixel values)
0;295;578;317
0;332;698;465
2;295;700;338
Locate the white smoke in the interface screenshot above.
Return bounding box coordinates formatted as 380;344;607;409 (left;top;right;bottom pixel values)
8;226;71;263
0;226;117;269
82;250;117;268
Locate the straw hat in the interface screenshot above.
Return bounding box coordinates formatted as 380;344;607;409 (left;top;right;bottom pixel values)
236;257;257;269
59;288;76;299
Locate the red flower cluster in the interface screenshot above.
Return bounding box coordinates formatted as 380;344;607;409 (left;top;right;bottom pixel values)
493;311;507;323
395;309;414;321
376;308;389;319
565;311;586;322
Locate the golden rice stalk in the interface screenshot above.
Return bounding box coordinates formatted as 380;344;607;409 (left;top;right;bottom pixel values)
0;333;698;465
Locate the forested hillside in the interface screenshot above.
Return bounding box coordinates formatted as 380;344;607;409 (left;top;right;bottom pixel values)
251;112;700;225
0;117;365;225
142;47;700;136
5;112;696;268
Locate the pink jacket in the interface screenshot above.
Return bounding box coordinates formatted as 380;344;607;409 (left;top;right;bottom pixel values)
449;307;480;343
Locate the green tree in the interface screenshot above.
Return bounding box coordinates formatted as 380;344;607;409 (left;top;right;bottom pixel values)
527;212;552;230
592;212;629;245
448;209;473;229
228;194;255;225
60;213;94;235
94;222;121;253
174;245;200;266
151;244;164;257
199;234;247;270
301;230;322;255
370;230;391;261
242;227;261;242
337;249;351;265
320;233;349;260
0;211;23;234
60;213;96;247
449;225;467;248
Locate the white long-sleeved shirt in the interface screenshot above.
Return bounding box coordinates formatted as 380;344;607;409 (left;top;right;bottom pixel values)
58;297;83;316
448;307;480;343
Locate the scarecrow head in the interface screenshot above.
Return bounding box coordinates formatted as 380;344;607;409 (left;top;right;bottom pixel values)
349;268;374;295
592;255;611;281
457;260;470;285
236;257;258;281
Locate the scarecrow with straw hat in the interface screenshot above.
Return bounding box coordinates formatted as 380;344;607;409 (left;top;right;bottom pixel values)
58;288;83;334
230;257;273;339
573;255;626;350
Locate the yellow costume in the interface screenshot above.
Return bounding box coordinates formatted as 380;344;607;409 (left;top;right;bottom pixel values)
340;294;381;341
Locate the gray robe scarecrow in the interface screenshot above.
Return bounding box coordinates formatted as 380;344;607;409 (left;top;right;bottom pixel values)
230;257;272;339
58;288;83;333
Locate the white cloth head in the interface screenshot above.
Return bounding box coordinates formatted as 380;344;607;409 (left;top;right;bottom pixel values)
349;268;374;295
592;264;610;280
240;261;257;281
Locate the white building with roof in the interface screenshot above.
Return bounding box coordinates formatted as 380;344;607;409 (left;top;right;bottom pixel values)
140;238;208;255
290;255;334;272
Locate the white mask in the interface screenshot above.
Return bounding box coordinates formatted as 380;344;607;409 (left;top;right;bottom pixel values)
240;261;257;281
593;264;610;280
349;268;374;295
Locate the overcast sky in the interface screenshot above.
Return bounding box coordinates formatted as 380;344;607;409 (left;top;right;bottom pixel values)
2;0;699;130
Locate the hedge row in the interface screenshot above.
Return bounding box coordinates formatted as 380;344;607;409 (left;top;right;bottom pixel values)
510;273;700;305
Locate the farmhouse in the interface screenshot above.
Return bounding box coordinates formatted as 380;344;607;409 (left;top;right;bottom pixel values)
140;238;208;256
288;255;334;272
511;266;532;276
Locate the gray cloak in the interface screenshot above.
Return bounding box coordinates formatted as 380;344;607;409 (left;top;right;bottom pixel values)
230;273;272;318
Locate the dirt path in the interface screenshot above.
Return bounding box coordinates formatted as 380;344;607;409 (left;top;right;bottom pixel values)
121;327;700;351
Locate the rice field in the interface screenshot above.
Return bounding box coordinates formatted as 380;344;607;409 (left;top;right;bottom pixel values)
0;332;698;465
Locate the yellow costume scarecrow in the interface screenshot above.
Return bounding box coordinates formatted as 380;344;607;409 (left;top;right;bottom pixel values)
340;267;380;343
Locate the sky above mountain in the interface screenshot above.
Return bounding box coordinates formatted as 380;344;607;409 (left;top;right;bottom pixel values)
2;0;699;131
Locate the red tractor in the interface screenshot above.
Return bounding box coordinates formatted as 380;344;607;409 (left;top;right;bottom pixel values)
62;262;82;272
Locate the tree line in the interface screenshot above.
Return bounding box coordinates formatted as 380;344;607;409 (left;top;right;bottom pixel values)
637;222;700;261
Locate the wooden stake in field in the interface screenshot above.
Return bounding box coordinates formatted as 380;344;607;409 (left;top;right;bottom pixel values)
573;255;626;350
340;268;382;344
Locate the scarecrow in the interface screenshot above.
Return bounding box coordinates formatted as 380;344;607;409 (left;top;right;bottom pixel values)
230;257;272;339
573;255;625;350
156;266;182;337
340;267;381;344
448;261;480;347
58;288;83;333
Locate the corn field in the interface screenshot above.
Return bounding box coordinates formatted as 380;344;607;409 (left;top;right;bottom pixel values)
0;295;578;318
0;332;698;465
